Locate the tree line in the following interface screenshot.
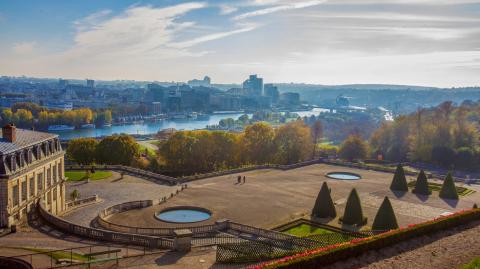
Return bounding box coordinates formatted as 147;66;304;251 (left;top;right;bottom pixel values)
0;102;112;129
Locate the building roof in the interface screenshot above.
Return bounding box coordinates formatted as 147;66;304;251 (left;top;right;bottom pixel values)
0;129;58;155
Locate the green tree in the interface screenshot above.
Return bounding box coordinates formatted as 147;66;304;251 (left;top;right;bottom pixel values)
14;109;33;127
274;121;313;164
67;138;98;165
413;170;431;195
312;182;336;218
390;164;408;192
439;172;459;200
341;188;367;226
242;122;275;164
96;135;140;165
372;197;399;231
338;134;368;161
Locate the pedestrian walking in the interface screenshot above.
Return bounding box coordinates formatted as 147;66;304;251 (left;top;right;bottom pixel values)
243;176;246;184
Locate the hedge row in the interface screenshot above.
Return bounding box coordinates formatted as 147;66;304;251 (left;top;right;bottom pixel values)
251;209;480;269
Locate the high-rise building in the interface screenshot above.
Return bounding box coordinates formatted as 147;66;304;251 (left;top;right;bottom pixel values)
264;84;279;104
86;79;95;88
0;124;66;228
242;75;263;96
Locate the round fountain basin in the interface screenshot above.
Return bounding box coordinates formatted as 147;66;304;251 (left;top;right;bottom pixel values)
155;206;211;223
326;172;361;180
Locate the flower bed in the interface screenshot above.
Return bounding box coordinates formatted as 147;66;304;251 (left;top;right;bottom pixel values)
251;209;480;269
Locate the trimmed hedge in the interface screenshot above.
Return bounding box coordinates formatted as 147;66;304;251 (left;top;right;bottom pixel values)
340;188;367;226
390;164;408;192
312;182;337;218
440;172;459;200
252;209;480;269
372;197;398;231
412;170;431;195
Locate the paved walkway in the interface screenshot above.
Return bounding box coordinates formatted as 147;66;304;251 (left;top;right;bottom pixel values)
63;171;178;226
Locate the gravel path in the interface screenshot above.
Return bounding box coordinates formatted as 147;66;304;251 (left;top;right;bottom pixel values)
324;221;480;269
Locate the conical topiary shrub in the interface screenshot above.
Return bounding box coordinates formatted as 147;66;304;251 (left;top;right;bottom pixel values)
312;182;337;218
372;197;399;231
473;203;478;209
413;170;431;195
439;172;459;200
341;188;367;226
390;164;408;192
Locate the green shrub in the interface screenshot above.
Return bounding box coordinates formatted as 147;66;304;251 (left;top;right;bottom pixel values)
439;172;459;200
312;182;336;218
340;188;367;226
412;170;431;195
372;197;398;231
390;164;408;192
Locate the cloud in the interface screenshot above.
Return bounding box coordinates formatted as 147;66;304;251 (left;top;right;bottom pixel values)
219;4;238;14
170;24;258;48
234;0;326;20
12;41;36;54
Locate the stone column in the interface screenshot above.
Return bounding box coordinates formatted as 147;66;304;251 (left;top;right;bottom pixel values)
174;229;193;252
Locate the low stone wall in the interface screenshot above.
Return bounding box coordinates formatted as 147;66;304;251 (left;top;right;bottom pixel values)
63;195;100;214
65;164;177;185
38;201;174;249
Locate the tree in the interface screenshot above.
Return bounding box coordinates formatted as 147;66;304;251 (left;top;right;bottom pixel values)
390;164;408;192
341;188;367;226
372;197;399;231
274;121;313;164
413;170;430;195
67;138;98;165
96;135;140;165
338;134;368;161
311;120;323;158
455;147;476;170
439;172;459;200
312;182;336;218
431;146;455;168
70;189;80;201
13;109;33;128
242;122;275;164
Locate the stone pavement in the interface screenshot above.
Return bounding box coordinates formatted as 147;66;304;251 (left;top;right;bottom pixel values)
62;171;178;226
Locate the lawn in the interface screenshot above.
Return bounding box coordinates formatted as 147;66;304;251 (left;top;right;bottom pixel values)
408;180;475;196
13;247;92;262
283;224;335;237
283;223;360;246
65;171;112;181
459;257;480;269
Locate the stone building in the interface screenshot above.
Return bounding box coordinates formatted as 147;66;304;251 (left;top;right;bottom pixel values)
0;124;65;228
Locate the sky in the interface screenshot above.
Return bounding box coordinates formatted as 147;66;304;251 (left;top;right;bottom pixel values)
0;0;480;87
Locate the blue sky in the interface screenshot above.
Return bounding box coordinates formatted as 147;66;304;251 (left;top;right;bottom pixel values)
1;0;480;87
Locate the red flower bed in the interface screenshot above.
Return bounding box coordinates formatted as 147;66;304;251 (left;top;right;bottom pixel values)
250;209;480;269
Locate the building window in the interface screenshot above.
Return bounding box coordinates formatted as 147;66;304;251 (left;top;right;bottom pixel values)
53;188;57;201
58;162;63;179
47;168;52;187
12;185;19;207
29;176;35;196
21;178;27;202
47;191;51;205
10;155;16;171
37;172;44;192
53;165;57;183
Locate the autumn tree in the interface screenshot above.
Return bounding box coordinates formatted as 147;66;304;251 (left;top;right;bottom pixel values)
67;138;98;165
311;120;323;158
338;134;368;161
242;122;275;164
274;120;313;164
96;135;140;165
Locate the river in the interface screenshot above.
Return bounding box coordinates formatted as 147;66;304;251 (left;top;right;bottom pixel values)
52;108;329;140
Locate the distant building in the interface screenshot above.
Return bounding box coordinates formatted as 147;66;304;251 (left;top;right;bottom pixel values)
264;84;279;104
58;79;68;89
336;95;350;107
148;102;162;115
243;75;263;96
147;83;167;103
44;101;73;111
0;124;66;228
226;88;248;96
280;92;300;106
210;95;242;111
188;76;211;87
86;79;95;88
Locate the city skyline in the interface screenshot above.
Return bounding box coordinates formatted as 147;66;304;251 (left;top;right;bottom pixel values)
1;0;480;87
